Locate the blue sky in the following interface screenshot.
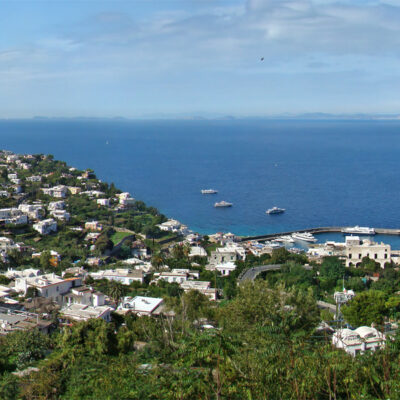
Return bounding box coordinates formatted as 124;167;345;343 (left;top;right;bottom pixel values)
1;0;400;118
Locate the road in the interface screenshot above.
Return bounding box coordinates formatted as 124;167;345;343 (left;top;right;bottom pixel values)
238;264;334;312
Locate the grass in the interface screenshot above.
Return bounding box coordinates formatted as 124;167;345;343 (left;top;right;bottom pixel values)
110;231;133;245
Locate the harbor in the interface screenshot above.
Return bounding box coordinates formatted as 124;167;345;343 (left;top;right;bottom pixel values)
239;226;400;243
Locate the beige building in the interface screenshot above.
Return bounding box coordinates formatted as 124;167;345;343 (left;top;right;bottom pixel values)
345;236;391;268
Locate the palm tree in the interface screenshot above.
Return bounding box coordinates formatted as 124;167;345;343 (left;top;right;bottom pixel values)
151;252;166;271
108;280;125;306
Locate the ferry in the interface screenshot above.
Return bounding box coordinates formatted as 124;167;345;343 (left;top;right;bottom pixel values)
214;201;232;208
292;232;317;243
341;226;375;235
201;189;218;194
266;207;285;214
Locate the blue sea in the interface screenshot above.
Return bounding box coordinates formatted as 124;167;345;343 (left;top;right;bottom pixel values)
1;118;400;247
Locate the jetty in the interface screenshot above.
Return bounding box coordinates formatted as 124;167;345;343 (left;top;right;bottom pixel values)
239;226;400;243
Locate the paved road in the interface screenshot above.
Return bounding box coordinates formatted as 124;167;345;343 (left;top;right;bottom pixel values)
239;264;282;282
238;264;334;311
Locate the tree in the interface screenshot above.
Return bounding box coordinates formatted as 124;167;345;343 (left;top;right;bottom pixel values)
40;250;52;270
151;252;166;270
108;280;125;305
6;329;50;369
342;290;387;327
360;256;380;274
220;281;319;336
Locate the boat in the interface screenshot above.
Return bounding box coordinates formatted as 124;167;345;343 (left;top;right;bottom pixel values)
266;207;285;214
274;235;295;243
291;232;317;242
341;226;375;235
214;201;232;208
201;189;218;194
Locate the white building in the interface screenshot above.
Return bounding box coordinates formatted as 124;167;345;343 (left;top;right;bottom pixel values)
5;268;41;280
26;175;42;182
50;209;71;221
33;219;57;235
118;296;164;316
153;269;199;284
117;192;135;207
48;201;65;211
89;268;144;285
157;219;181;232
15;273;82;303
18;203;44;220
213;261;237;276
0;208;28;225
189;246;207;258
345;237;391;268
42;185;68;198
97;198;110;207
208;243;246;266
180;280;217;301
60;304;112;322
332;326;385;356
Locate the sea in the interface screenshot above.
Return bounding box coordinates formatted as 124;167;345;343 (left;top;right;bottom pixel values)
1;118;400;248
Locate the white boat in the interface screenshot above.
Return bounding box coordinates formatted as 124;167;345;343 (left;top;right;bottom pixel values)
266;207;285;214
274;235;295;243
341;226;375;235
214;201;232;208
292;232;317;242
201;189;218;194
264;241;284;249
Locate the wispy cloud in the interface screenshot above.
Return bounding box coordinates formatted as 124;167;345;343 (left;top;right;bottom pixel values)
0;0;400;117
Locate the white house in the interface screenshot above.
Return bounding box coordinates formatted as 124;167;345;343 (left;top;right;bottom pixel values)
33;219;57;235
18;203;44;220
60;304;113;322
42;185;68;198
180;280;217;301
97;198;110;207
332;326;385;356
48;201;65;211
118;296;164;316
0;208;28;225
50;209;71;221
89;268;144;285
213;261;237;276
15;273;82;303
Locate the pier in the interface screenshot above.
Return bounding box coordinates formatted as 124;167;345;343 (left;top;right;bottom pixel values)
239;226;400;243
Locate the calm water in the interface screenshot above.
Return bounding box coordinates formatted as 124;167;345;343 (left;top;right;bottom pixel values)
0;119;399;242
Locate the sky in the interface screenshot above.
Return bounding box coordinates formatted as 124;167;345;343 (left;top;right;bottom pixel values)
0;0;400;118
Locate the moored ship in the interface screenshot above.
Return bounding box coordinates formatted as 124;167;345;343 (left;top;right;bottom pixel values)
341;226;375;235
292;232;317;242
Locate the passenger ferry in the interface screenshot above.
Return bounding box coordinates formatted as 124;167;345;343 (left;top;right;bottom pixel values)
201;189;218;194
341;226;375;235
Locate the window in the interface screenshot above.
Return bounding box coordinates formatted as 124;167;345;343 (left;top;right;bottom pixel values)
385;254;388;259
359;254;362;259
374;254;378;259
349;254;352;259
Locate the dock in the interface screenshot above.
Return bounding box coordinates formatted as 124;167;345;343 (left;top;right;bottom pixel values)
239;226;400;243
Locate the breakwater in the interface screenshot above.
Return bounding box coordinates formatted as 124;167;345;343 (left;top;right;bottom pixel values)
239;227;400;243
